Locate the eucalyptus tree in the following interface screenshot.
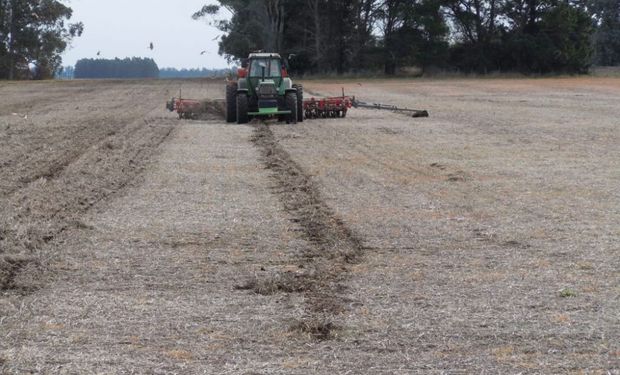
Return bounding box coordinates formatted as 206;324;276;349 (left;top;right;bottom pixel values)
0;0;83;79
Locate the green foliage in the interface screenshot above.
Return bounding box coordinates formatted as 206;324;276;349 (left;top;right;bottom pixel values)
539;4;593;73
194;0;289;62
74;58;159;79
590;0;620;65
379;0;449;74
447;1;594;73
0;0;83;79
559;288;577;298
196;0;448;75
479;3;594;74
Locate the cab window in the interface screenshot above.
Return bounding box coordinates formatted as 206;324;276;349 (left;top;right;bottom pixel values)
249;59;281;77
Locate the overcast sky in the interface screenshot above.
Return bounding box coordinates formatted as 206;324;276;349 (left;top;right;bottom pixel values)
61;0;231;69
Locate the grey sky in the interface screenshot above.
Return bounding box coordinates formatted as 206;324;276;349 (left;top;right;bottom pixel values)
61;0;230;69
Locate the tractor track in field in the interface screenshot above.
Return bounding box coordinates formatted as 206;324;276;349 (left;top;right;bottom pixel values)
0;117;125;199
0;116;175;292
248;123;365;339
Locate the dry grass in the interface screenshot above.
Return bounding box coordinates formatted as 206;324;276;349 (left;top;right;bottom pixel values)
289;318;338;341
1;77;618;373
0;254;34;290
272;77;620;372
234;272;310;295
250;123;365;334
0;80;177;292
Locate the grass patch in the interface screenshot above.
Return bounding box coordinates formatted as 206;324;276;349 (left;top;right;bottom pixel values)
234;273;310;295
559;288;577;298
0;255;36;290
290;318;338;341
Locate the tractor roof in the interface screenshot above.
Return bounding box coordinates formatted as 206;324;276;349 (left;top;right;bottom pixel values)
249;53;281;59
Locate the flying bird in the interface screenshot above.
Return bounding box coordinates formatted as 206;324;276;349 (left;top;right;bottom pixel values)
148;42;154;50
212;35;220;41
200;50;209;55
96;51;101;56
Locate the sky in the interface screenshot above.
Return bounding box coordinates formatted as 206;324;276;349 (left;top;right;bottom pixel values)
61;0;231;69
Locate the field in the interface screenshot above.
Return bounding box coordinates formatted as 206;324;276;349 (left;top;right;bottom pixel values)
0;77;618;373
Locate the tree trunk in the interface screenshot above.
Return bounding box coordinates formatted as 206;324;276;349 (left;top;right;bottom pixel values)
7;0;15;80
488;0;496;37
474;0;484;43
307;0;322;70
264;0;284;53
383;1;397;75
526;0;537;34
353;0;374;71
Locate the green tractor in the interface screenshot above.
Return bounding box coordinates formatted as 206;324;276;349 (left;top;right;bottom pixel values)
226;53;303;124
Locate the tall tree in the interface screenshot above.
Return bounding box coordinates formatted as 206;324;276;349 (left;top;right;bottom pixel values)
305;0;325;70
350;0;379;71
446;0;504;44
590;0;620;65
193;0;287;60
196;0;596;74
264;0;285;52
0;0;83;79
378;0;448;74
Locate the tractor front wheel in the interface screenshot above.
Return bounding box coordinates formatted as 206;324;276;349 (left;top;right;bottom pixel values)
226;83;237;123
237;94;249;124
285;92;297;124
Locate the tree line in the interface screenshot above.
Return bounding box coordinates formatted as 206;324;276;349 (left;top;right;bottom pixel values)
194;0;620;74
0;0;82;79
159;67;232;78
58;65;232;79
74;58;159;79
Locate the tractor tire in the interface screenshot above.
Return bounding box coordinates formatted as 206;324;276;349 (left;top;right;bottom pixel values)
293;84;304;122
237;94;249;124
285;92;297;124
226;83;237;123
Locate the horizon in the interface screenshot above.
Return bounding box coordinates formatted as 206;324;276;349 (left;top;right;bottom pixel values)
61;0;231;70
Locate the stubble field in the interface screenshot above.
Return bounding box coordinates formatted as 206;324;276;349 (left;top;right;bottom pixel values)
0;77;618;373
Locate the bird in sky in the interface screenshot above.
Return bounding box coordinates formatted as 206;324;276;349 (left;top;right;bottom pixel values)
200;51;208;55
96;51;101;56
212;35;220;41
148;42;154;50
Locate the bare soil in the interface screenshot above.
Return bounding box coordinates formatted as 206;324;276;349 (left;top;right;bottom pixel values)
0;77;618;373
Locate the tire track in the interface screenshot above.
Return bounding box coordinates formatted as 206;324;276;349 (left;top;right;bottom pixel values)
249;123;365;340
0;117;175;292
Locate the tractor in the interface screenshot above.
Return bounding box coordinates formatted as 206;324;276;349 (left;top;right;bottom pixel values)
166;52;428;121
225;53;303;124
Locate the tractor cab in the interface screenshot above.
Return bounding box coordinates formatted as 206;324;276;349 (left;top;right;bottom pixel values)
246;54;285;100
248;56;283;114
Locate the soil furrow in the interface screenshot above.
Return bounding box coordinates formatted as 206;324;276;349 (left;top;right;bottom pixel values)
250;123;365;340
0;117;175;292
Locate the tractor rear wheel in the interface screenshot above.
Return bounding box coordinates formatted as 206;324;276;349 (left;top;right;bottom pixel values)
285;92;297;124
293;84;304;122
226;83;237;123
237;94;249;124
